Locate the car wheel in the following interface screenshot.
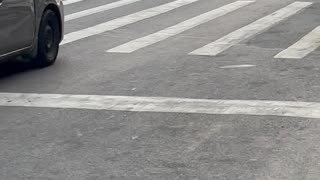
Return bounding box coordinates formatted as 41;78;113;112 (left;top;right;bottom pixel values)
33;10;60;67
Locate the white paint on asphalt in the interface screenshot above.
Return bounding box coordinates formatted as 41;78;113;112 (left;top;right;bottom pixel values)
107;1;255;53
65;0;143;22
220;64;256;68
189;1;312;56
1;93;320;119
64;0;84;5
275;25;320;59
61;0;199;45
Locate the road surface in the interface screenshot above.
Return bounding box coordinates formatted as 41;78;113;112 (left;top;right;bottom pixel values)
1;0;320;179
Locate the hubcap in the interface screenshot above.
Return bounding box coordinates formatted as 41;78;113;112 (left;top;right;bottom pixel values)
44;25;54;53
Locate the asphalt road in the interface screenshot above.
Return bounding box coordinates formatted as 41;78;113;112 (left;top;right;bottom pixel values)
1;0;320;179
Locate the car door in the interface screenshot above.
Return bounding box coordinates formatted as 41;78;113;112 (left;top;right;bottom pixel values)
0;0;35;56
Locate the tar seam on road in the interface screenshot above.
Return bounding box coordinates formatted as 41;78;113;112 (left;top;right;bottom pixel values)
0;93;320;119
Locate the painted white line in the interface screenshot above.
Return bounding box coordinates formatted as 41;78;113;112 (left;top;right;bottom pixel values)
220;64;256;69
1;93;320;119
64;0;84;5
107;1;254;53
61;0;199;45
189;1;312;56
65;0;143;22
275;26;320;59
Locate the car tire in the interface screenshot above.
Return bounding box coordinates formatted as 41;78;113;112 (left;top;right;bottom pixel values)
33;10;60;67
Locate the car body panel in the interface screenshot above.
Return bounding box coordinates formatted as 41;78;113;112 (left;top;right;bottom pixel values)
0;0;35;55
0;0;64;60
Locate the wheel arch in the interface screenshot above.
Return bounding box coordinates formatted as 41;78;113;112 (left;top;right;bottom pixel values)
27;1;63;58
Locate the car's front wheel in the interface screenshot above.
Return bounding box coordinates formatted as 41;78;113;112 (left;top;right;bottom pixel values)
33;9;61;67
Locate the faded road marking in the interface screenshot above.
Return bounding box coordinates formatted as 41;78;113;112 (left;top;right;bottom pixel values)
0;93;320;119
220;64;256;69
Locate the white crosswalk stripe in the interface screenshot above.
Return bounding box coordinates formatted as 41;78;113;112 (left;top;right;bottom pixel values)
64;0;84;5
65;0;143;22
275;25;320;59
189;1;312;56
61;0;199;45
107;0;255;53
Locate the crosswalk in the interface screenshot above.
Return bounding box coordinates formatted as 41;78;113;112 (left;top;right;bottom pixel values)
107;0;254;53
62;0;200;45
63;0;320;59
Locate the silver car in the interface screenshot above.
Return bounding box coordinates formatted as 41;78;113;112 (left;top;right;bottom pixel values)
0;0;64;67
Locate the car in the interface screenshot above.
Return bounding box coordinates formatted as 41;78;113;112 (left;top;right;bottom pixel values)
0;0;64;67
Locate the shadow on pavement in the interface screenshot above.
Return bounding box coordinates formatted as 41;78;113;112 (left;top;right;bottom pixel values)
0;58;34;78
